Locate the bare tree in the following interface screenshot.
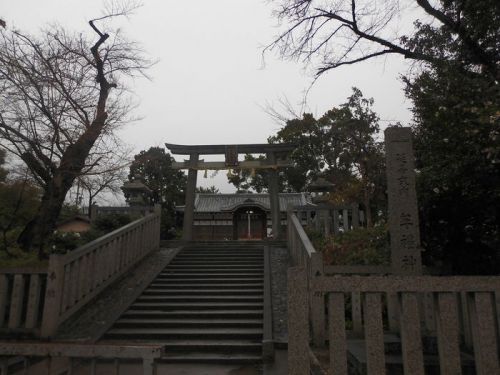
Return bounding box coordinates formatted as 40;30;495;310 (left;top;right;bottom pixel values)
266;0;498;79
0;4;152;256
77;152;129;216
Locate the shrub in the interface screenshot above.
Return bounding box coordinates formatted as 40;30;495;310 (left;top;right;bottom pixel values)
308;225;390;266
48;231;83;254
91;213;136;233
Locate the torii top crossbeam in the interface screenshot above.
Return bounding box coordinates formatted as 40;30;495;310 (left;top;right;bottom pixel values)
164;142;296;155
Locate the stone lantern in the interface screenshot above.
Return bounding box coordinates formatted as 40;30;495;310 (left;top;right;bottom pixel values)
309;177;335;203
121;175;152;206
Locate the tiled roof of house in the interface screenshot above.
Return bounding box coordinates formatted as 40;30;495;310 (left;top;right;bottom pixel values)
192;193;312;212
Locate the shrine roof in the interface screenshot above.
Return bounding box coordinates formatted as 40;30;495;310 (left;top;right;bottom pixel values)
165;142;296;155
191;193;312;212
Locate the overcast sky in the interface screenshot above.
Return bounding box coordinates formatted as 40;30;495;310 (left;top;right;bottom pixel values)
4;0;414;196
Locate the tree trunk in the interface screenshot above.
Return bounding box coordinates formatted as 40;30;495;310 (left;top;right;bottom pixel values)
17;172;73;258
17;28;111;256
17;123;107;256
88;192;94;219
363;188;373;228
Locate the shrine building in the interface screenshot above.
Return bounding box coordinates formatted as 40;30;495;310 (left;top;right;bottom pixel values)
177;192;312;240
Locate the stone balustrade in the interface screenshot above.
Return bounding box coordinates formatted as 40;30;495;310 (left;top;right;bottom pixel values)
286;211;325;346
0;268;48;336
1;211;161;339
40;211;160;337
294;203;362;236
288;267;500;375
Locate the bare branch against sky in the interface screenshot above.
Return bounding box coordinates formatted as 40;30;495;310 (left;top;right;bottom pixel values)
3;1;414;193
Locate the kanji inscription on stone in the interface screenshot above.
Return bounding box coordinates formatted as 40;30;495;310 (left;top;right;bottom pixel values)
385;127;422;274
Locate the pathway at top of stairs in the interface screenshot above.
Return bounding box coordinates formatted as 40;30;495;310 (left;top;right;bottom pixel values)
101;241;265;365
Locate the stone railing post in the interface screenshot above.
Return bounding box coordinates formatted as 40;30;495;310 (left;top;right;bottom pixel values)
288;267;310;375
310;252;325;347
41;254;65;338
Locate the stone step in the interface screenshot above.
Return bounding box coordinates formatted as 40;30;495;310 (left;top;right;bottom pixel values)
102;242;267;365
130;302;263;310
160;269;263;274
151;278;263;284
182;245;263;249
181;248;263;251
137;295;263;303
122;310;264;319
179;252;263;257
166;264;263;269
172;258;263;263
105;328;263;340
114;318;263;329
175;253;263;257
148;283;263;290
164;265;263;270
171;258;263;263
158;352;262;364
184;244;264;248
162;340;262;353
156;273;263;278
143;289;263;296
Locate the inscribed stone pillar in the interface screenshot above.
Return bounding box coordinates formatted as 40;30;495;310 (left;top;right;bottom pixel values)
385;127;422;274
267;152;281;240
182;153;199;241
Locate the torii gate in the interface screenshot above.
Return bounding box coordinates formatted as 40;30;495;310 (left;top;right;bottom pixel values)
165;143;295;241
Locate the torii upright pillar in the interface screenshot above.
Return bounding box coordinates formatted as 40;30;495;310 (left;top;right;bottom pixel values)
165;142;295;242
267;151;281;240
183;153;199;241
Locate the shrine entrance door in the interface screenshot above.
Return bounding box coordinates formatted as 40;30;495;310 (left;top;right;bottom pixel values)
233;207;267;240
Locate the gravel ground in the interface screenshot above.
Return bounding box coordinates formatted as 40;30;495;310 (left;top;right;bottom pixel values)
270;247;290;345
55;247;180;342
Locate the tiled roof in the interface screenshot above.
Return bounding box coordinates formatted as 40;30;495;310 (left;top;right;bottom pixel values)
193;193;312;212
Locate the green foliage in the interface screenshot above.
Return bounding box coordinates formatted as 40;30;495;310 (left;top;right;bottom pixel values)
91;213;136;233
129;147;187;239
307;226;390;266
404;1;500;274
0;247;46;268
196;185;220;194
58;204;81;223
266;88;386;224
48;231;83;254
0;178;40;253
46;213;136;255
227;154;286;193
0;150;7;182
228;89;386;218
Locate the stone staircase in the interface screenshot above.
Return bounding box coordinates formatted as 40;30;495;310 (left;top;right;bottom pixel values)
102;241;265;364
